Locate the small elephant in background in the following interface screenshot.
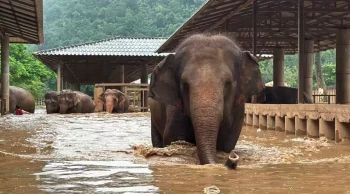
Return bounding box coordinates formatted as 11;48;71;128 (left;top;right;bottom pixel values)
44;91;60;114
58;90;95;114
99;89;129;113
6;86;36;113
256;86;313;104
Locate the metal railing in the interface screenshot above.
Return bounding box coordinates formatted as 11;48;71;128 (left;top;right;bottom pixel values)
312;89;336;104
312;94;336;104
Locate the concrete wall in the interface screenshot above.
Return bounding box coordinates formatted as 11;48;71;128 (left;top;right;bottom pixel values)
245;103;350;144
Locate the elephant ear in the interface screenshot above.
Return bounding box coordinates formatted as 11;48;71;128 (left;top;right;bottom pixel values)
148;54;181;110
99;92;105;101
239;51;265;101
73;93;81;106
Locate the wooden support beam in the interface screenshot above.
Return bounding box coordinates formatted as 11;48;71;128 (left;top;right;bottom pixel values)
1;34;10;114
57;64;61;92
298;0;305;104
207;0;254;31
252;0;257;56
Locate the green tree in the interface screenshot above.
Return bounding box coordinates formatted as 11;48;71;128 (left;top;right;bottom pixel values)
0;44;56;99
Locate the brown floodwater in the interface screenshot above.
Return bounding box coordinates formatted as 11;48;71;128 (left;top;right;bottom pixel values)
1;107;350;193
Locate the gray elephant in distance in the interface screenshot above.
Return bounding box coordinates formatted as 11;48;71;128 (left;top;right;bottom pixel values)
250;86;313;104
148;33;265;168
44;91;60;114
99;89;130;113
58;90;95;114
7;86;35;113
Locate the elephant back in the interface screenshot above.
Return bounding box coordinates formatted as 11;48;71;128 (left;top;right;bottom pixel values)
73;91;95;113
9;86;36;113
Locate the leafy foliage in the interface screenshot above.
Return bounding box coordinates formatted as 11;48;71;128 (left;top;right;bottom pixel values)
259;50;336;89
0;44;56;99
32;0;206;51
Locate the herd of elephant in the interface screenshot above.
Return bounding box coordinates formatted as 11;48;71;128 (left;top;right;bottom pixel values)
3;87;130;114
44;89;130;114
4;34;314;169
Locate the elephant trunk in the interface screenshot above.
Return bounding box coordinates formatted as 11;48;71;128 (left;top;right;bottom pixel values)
190;88;223;165
105;98;115;113
59;105;69;114
46;106;53;114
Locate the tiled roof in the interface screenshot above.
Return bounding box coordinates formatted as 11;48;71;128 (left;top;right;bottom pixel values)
34;37;170;57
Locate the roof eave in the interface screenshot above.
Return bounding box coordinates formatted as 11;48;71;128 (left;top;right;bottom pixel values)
35;0;44;44
156;0;211;53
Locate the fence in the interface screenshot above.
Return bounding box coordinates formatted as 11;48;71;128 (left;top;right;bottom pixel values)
312;89;336;104
36;98;45;106
245;103;350;143
94;83;149;112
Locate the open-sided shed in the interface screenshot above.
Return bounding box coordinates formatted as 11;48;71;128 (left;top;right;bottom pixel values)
1;0;44;114
33;37;169;90
157;0;350;105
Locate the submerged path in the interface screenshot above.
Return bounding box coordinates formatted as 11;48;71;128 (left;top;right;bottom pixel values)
0;108;350;193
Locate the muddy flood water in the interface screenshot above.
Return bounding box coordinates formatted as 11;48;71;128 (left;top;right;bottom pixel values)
1;107;350;194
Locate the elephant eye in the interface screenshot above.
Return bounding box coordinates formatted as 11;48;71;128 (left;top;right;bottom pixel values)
182;83;189;90
224;82;232;96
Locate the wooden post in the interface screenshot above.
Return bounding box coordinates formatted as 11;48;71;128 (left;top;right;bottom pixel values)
140;64;148;112
336;29;350;104
273;47;285;87
116;65;125;92
304;39;314;100
57;64;61;92
108;65;125;92
1;34;10;115
298;0;305;103
252;0;257;56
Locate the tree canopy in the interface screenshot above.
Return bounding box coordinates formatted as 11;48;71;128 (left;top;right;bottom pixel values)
31;0;206;51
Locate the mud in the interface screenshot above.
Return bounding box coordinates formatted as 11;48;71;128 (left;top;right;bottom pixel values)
1;108;350;193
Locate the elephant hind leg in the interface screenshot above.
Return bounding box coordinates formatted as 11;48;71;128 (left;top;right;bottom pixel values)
151;120;163;148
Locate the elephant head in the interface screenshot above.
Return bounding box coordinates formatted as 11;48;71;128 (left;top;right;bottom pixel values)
58;91;81;114
44;91;60;114
149;34;264;165
99;89;124;113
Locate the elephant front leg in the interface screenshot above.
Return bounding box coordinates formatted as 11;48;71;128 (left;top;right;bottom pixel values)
151;120;164;148
217;103;245;153
163;105;194;147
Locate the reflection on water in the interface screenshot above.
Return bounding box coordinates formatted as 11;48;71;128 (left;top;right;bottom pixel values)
1;108;350;193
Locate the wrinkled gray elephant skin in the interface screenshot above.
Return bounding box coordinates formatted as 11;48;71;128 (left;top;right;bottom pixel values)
148;34;265;169
0;85;35;113
44;91;60;114
58;90;95;114
99;89;130;113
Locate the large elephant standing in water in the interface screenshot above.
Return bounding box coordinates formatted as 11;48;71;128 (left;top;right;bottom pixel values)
58;90;95;114
99;89;129;113
148;34;265;166
6;86;36;113
44;91;60;114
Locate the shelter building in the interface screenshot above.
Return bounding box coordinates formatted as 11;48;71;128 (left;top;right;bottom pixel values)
156;0;350;143
157;0;350;104
0;0;44;114
33;37;169;91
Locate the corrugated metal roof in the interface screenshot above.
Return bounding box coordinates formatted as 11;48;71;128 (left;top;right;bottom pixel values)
0;0;44;44
158;0;345;54
34;37;170;57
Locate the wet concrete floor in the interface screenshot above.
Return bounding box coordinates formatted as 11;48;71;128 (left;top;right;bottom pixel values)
1;108;350;193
